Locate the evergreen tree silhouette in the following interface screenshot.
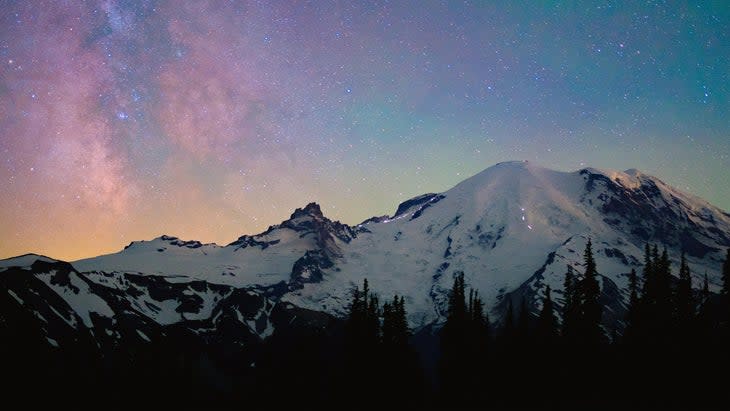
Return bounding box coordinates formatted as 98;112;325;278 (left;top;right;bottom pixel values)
635;243;653;343
466;288;490;401
382;298;395;346
366;293;380;346
468;289;490;346
674;251;694;331
655;247;673;341
439;271;492;405
624;268;640;342
536;285;557;344
579;238;603;345
382;295;409;350
345;282;365;350
439;271;469;403
722;249;730;324
721;248;730;296
504;297;516;341
562;265;578;341
641;243;653;303
343;278;380;403
697;272;713;340
639;243;674;343
381;294;422;405
517;296;530;343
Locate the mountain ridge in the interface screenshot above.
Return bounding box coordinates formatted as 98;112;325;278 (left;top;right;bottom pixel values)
38;161;723;258
3;161;729;345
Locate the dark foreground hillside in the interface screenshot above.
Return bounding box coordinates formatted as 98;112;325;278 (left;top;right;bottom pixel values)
2;244;730;409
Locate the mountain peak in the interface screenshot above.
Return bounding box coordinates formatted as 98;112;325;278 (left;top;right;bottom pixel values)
578;166;652;191
393;193;441;218
493;160;531;167
290;202;323;219
445;160;554;198
466;162;658;196
0;253;58;270
475;159;552;177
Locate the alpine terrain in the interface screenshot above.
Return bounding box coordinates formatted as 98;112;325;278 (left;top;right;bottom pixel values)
2;160;729;405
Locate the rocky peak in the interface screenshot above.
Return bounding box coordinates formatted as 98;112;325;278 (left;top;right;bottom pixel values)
289;202;323;220
393;193;440;218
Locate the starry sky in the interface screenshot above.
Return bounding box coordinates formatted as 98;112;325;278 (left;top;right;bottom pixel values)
1;1;728;261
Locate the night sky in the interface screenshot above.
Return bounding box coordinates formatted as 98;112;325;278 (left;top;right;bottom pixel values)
1;1;728;260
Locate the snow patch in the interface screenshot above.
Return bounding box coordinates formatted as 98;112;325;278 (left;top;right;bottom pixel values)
7;289;23;304
136;329;151;342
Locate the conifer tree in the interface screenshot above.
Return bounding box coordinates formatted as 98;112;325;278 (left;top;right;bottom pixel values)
446;272;468;327
473;293;487;327
438;272;491;404
396;296;409;345
722;249;730;321
658;247;672;303
651;243;660;304
382;299;395;347
695;272;715;343
562;265;578;340
345;283;365;346
347;279;381;349
380;292;422;405
697;273;712;323
641;243;653;301
579;238;603;344
517;296;530;342
640;244;675;342
382;295;409;349
366;293;380;345
469;289;490;342
674;251;694;329
439;272;469;401
466;289;490;384
504;298;515;341
343;279;380;401
468;289;475;327
536;285;557;343
625;268;640;342
654;247;673;339
720;248;730;296
634;243;653;344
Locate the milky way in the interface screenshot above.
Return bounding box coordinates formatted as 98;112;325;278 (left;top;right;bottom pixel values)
1;1;728;260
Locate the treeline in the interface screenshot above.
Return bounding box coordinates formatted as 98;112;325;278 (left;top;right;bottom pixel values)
339;241;730;408
339;279;426;406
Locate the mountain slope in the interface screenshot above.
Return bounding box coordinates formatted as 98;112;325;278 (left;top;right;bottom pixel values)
285;161;730;327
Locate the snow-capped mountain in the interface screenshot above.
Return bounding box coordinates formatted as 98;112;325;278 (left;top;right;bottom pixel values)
284;161;730;328
3;161;730;349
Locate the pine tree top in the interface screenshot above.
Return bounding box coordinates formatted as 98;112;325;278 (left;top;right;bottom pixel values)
722;248;730;296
